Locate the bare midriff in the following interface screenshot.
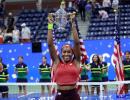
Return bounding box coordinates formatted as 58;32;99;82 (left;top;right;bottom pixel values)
57;84;77;90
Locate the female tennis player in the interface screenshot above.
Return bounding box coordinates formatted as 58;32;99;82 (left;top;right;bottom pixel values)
47;12;81;100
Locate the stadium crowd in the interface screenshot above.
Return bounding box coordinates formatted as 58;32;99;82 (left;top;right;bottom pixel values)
0;0;120;44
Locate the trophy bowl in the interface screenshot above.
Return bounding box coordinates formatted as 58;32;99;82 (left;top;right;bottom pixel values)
52;8;68;31
49;11;76;32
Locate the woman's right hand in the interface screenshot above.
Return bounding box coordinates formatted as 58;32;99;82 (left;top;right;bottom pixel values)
48;13;54;24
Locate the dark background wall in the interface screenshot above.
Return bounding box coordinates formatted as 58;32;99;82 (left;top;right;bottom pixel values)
4;0;61;14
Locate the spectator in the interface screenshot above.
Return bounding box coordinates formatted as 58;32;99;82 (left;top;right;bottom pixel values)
7;12;15;32
112;0;119;10
12;26;20;43
102;0;111;13
85;2;92;21
3;28;13;43
0;0;6;23
0;27;4;43
78;0;87;21
0;0;6;13
72;0;79;12
92;2;102;18
99;10;109;20
21;23;31;43
60;1;66;9
67;1;76;12
36;0;42;11
71;0;79;13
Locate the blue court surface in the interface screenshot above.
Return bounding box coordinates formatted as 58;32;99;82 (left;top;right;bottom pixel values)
1;92;130;100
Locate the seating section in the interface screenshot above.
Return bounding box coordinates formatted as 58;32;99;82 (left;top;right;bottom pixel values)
120;5;130;35
86;4;130;39
16;7;75;42
16;9;47;41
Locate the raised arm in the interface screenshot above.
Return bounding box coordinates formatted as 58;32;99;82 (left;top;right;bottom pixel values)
47;14;59;64
71;13;81;63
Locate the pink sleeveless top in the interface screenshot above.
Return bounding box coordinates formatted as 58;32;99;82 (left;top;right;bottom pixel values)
54;60;80;85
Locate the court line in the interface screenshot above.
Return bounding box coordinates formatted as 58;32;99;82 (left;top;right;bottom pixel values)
17;92;35;99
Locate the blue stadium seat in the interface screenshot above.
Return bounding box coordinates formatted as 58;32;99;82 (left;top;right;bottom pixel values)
87;4;130;39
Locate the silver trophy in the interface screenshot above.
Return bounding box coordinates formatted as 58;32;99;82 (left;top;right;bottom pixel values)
49;1;75;31
54;7;68;31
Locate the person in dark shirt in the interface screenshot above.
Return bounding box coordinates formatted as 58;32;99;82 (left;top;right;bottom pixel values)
78;0;87;21
123;51;130;94
15;56;28;95
0;63;9;98
0;57;8;73
7;12;15;32
39;56;51;95
0;0;5;23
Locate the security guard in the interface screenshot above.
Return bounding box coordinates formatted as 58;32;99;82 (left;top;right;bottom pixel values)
123;51;130;94
0;63;9;98
15;56;28;95
39;56;51;95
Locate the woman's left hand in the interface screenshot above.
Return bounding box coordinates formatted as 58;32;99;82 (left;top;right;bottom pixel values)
70;12;76;23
